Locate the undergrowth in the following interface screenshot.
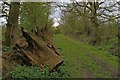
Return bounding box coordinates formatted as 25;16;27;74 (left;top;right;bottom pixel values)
97;38;118;56
9;64;69;79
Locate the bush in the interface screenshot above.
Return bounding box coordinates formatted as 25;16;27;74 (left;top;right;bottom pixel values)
97;38;118;56
9;64;69;79
2;46;12;52
9;65;49;78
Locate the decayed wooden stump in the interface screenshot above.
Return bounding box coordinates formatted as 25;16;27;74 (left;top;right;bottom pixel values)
7;27;63;70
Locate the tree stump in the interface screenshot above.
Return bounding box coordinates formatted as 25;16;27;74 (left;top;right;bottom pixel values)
3;27;63;71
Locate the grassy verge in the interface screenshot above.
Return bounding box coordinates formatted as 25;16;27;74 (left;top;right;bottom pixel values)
53;34;118;78
7;34;118;78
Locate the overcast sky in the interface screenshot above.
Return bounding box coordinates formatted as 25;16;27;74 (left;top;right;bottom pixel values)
0;1;6;26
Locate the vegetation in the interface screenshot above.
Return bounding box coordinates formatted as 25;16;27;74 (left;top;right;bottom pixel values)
9;63;69;78
20;3;51;31
53;34;118;78
0;0;119;79
9;65;50;78
54;1;119;55
7;34;118;78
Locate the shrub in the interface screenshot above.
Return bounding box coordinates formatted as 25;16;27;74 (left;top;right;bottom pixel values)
9;65;49;79
9;64;69;79
2;46;12;52
97;38;118;56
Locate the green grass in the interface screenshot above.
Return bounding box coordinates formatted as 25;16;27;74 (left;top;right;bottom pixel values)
53;34;118;78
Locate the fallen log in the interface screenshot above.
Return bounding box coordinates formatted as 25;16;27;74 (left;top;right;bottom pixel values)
7;27;63;70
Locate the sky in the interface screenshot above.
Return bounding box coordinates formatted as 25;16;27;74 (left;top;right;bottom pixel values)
0;1;7;26
0;1;6;26
50;4;61;27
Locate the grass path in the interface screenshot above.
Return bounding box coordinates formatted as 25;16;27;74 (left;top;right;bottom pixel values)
53;34;118;78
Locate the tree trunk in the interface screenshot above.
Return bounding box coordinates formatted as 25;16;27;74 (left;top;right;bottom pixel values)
5;2;20;47
82;16;91;35
83;2;91;35
90;2;100;45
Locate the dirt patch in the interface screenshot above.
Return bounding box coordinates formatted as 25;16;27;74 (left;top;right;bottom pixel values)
76;57;95;78
85;52;118;78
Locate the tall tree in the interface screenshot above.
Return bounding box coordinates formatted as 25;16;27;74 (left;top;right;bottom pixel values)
20;2;51;32
59;0;119;44
75;1;119;44
5;2;20;47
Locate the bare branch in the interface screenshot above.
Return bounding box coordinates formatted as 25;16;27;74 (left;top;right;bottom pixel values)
3;2;10;6
98;0;106;6
75;2;92;11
